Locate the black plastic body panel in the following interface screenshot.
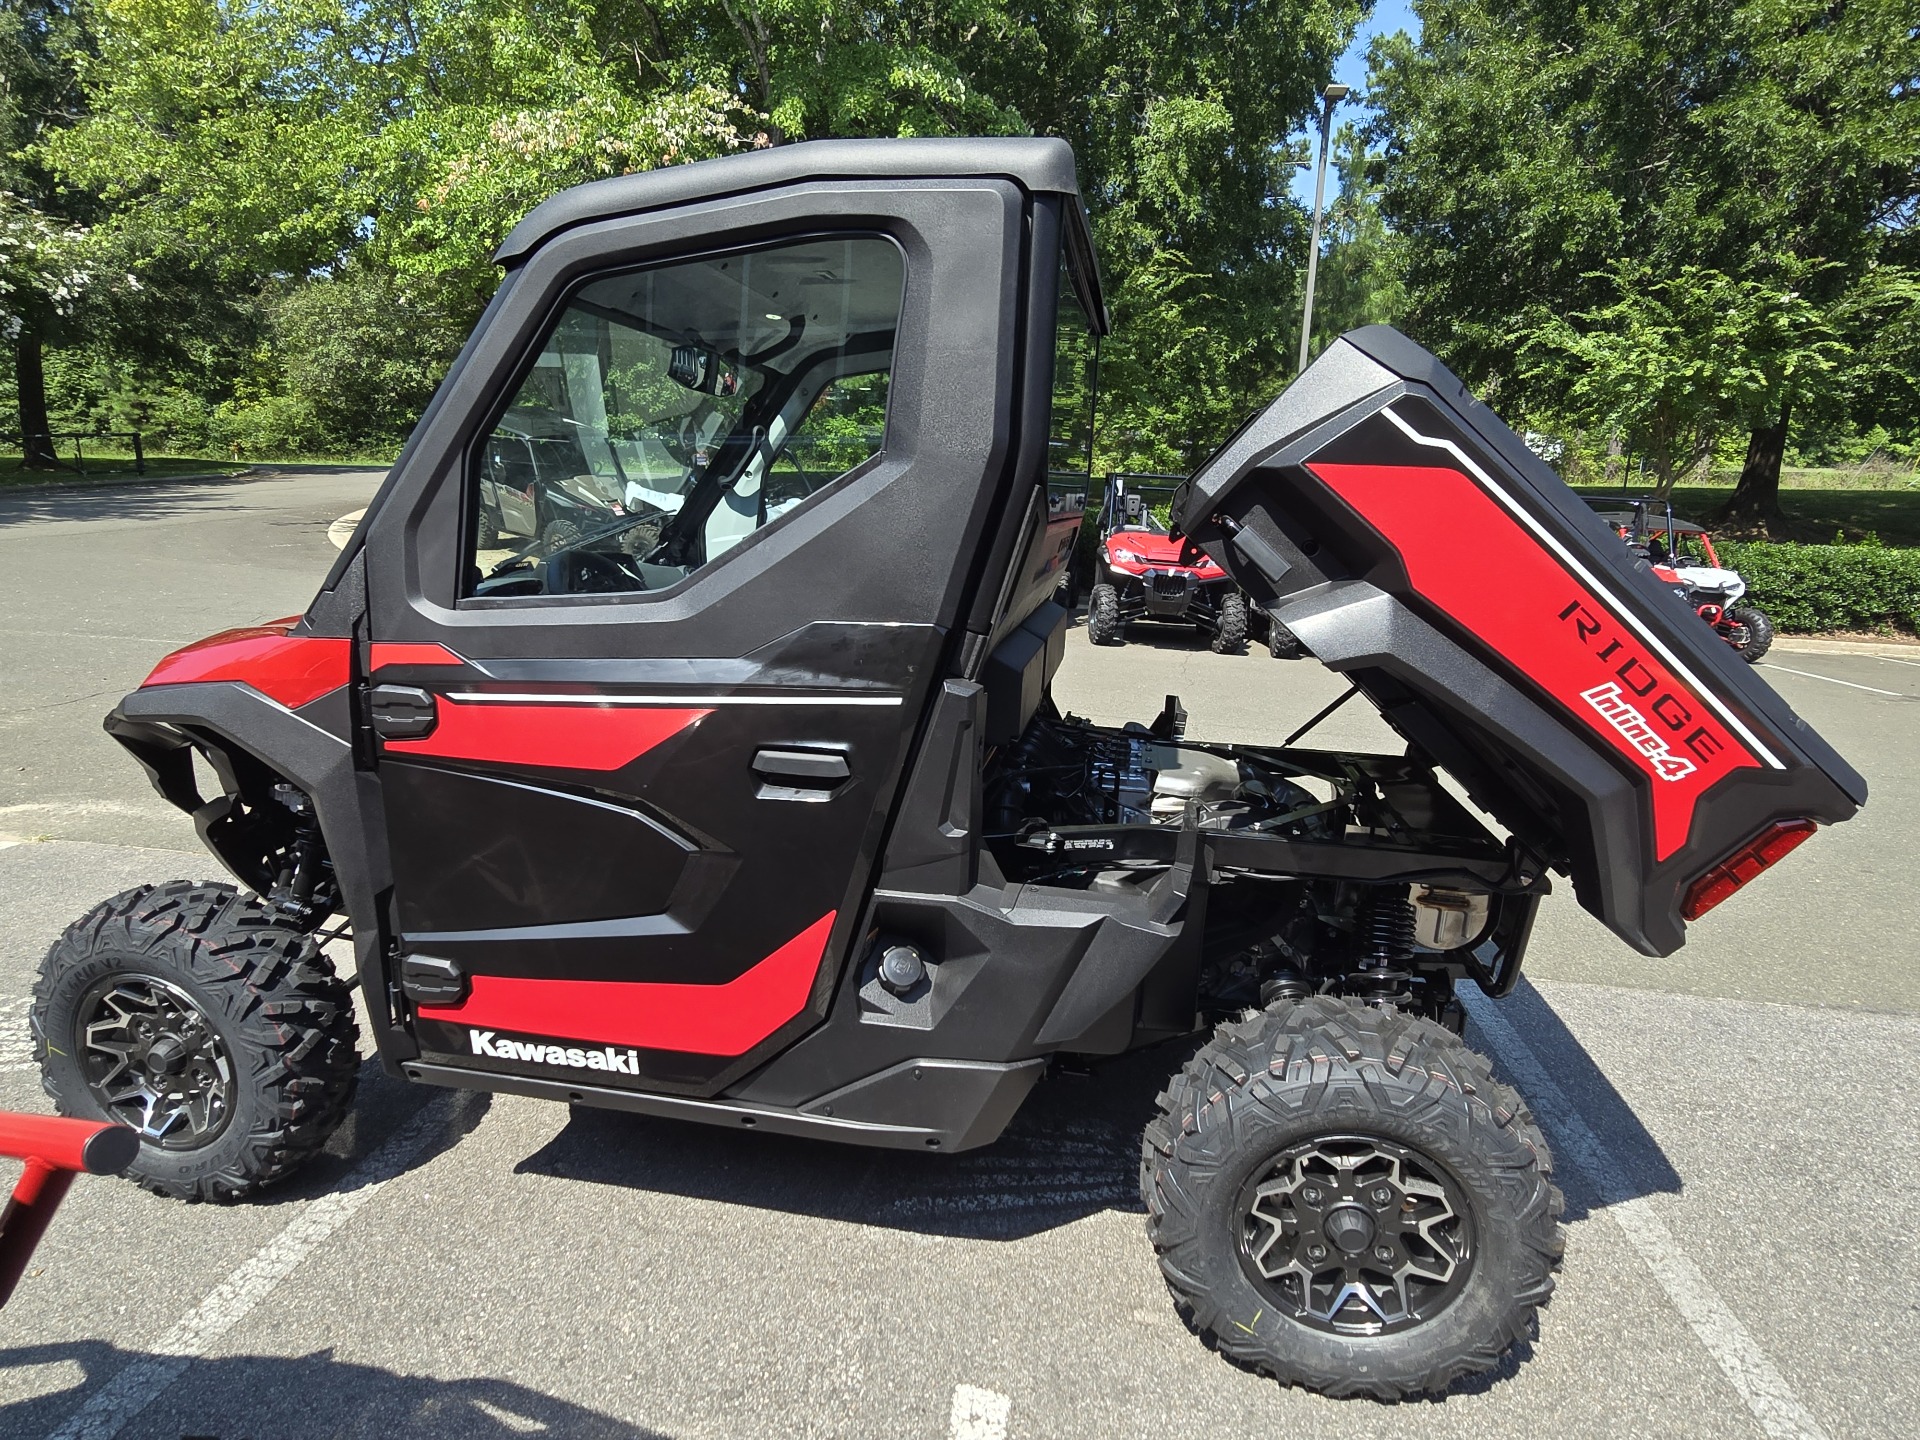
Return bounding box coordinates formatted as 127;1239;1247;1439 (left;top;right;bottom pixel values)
1177;327;1866;955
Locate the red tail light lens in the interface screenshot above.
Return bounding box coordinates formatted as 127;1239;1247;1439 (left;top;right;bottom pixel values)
1681;819;1818;921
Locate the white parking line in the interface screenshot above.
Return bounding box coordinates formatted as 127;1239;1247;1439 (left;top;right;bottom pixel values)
1759;663;1901;696
47;1094;464;1440
1866;653;1920;668
1461;989;1829;1440
327;509;365;551
949;1384;1012;1440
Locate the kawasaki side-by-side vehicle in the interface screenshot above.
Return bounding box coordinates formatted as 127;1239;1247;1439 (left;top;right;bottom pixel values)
29;139;1863;1399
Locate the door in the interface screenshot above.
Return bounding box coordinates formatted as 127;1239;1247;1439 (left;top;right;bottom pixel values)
359;180;1037;1095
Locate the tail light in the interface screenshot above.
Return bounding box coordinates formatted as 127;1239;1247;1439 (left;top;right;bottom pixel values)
1681;819;1818;920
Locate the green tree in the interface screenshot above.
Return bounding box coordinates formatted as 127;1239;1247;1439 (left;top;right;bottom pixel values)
1369;0;1920;531
1519;259;1845;493
1;1;99;465
45;0;1367;465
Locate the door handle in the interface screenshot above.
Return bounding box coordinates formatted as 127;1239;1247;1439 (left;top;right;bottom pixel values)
752;748;850;782
371;684;437;740
752;747;849;800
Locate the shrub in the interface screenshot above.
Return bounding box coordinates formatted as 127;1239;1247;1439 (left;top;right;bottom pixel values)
208;394;326;459
1719;538;1920;636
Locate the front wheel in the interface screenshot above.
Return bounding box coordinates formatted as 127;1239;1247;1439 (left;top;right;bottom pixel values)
1728;605;1773;662
32;882;361;1202
1087;583;1124;646
1141;997;1563;1398
1210;592;1249;654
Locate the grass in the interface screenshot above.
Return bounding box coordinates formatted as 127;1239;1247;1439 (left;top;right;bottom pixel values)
1571;468;1920;548
0;451;249;487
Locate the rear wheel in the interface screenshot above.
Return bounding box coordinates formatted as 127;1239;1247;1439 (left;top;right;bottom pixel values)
1210;592;1249;654
1087;583;1124;646
1267;613;1304;660
32;882;360;1202
1142;997;1563;1398
476;503;501;549
542;517;582;552
1729;605;1773;662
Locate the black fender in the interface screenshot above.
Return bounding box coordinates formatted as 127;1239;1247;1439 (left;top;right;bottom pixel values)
106;681;412;1067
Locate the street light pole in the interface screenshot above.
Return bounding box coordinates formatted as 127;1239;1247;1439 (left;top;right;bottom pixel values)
1297;82;1350;376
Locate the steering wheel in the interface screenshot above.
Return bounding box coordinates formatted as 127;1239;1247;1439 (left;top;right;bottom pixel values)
544;547;644;595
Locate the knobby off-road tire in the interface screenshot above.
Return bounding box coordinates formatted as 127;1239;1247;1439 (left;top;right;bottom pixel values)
32;882;361;1202
1087;583;1124;646
1210;593;1250;654
476;504;502;549
1267;613;1305;660
1730;606;1774;662
1141;997;1563;1399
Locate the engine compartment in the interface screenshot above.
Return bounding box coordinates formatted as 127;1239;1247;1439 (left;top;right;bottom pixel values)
980;702;1542;1028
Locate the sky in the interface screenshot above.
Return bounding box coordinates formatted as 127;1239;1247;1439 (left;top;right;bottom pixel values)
1288;0;1420;207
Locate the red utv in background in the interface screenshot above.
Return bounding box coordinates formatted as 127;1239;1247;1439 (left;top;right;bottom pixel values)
1086;475;1250;651
1591;499;1775;662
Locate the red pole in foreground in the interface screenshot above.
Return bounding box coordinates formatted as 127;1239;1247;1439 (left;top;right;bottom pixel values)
0;1111;139;1308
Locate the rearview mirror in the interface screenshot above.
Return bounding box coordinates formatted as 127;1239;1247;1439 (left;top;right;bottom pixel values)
668;344;739;397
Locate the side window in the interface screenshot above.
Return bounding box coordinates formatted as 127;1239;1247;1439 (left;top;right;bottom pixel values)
468;235;905;599
1047;253;1097;510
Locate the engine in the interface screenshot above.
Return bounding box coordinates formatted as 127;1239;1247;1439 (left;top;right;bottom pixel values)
985;712;1334;862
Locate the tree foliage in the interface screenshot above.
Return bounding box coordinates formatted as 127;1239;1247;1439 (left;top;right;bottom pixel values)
1521;259;1846;492
24;0;1365;465
1369;0;1920;527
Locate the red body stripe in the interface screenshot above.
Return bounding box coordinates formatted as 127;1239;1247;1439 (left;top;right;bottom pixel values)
371;642;465;669
1309;462;1758;860
383;697;709;771
143;626;349;711
417;912;837;1056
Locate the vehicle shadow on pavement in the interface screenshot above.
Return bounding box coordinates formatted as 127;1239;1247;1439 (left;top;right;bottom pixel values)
0;465;381;531
243;1060;492;1209
0;1340;663;1438
521;980;1684;1239
1474;978;1684;1221
515;1040;1195;1241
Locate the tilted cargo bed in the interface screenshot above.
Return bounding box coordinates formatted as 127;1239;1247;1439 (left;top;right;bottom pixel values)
1176;326;1865;956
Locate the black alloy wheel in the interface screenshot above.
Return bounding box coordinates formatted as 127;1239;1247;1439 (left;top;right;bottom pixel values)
77;974;235;1148
1236;1134;1474;1335
1142;996;1563;1398
34;882;360;1201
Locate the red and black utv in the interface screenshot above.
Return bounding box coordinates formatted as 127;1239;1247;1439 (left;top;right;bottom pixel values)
1085;474;1250;651
1592;498;1775;662
30;139;1863;1399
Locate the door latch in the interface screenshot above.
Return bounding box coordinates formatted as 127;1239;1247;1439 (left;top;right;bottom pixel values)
370;684;437;740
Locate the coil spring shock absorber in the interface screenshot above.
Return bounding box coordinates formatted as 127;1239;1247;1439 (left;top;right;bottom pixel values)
1356;889;1417;1005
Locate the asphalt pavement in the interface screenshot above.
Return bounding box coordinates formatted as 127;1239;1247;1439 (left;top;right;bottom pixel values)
1;470;1915;1438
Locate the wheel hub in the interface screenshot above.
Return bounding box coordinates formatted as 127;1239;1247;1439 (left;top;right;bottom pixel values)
76;975;234;1149
1322;1204;1377;1255
1237;1135;1475;1336
144;1035;188;1075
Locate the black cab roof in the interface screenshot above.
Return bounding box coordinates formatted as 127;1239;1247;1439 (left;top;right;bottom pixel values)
495;138;1104;329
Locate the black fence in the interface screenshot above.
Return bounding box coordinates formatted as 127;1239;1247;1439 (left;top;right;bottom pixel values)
3;431;148;474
